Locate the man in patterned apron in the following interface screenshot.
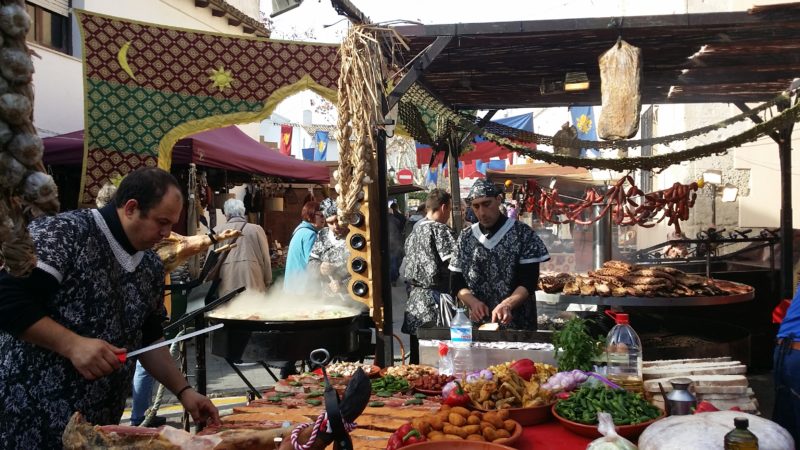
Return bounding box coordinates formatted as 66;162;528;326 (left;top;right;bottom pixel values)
0;168;219;449
450;179;550;329
402;189;457;364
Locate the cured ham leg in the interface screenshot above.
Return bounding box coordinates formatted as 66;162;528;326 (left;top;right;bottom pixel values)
154;229;240;272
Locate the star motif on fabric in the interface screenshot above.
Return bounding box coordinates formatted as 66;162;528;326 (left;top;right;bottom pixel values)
318;140;325;151
208;66;234;91
576;114;593;134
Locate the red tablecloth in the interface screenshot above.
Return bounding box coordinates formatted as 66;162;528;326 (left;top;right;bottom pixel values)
518;422;593;450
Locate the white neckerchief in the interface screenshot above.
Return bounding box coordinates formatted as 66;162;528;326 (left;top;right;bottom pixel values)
470;218;515;250
91;209;145;272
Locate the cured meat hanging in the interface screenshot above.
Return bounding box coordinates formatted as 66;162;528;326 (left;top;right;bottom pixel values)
524;175;700;233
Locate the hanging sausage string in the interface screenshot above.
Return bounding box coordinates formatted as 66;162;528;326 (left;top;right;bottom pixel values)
524;174;701;234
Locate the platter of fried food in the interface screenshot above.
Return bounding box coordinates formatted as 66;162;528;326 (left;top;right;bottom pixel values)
463;362;557;410
406;405;522;446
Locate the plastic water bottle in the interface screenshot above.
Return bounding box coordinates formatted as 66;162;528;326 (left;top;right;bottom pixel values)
450;308;473;378
606;313;643;393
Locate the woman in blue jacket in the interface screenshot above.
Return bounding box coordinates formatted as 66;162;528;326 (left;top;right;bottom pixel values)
283;201;323;293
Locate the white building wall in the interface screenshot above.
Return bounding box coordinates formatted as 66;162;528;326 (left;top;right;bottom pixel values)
30;43;84;136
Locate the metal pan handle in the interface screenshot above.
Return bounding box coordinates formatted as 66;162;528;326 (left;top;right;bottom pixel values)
309;348;331;367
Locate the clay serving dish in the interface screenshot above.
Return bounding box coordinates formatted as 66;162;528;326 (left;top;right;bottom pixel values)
403;421;522;449
472;402;556;426
551;403;665;440
403;442;515;450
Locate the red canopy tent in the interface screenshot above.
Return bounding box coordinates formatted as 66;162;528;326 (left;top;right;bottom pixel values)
43;126;330;183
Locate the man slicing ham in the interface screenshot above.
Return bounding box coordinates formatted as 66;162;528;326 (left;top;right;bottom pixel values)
0;168;220;449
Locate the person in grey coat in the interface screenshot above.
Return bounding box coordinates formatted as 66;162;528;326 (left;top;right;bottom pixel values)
212;199;272;296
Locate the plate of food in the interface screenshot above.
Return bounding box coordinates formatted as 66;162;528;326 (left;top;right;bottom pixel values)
551;385;664;439
552;404;664;440
380;364;438;381
412;374;454;396
389;406;521;447
471;402;556;426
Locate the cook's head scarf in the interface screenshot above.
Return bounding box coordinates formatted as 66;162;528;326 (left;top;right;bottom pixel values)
467;179;502;202
320;198;338;218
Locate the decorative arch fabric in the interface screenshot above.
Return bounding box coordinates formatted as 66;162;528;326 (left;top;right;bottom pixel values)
75;10;339;203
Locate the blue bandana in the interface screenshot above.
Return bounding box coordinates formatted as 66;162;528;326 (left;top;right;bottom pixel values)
467;179;502;201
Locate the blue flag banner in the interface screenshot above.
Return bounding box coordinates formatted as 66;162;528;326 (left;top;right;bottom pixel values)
475;159;489;174
425;165;439;186
487;159;507;171
314;130;329;161
301;148;315;161
474;113;534;142
569;106;599;157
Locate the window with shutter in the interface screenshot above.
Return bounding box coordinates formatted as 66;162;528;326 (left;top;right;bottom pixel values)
24;1;70;54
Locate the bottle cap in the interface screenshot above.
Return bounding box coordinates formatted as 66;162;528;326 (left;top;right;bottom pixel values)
734;417;749;428
616;313;629;324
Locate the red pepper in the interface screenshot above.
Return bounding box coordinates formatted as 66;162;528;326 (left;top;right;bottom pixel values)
402;429;426;445
509;358;537;382
386;423;414;450
443;381;470;407
729;406;742;412
693;401;719;414
556;391;571;400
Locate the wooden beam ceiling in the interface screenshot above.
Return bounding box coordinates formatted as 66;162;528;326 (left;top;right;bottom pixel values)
393;8;800;108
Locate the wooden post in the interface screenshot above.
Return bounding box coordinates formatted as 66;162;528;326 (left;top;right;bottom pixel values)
448;138;463;231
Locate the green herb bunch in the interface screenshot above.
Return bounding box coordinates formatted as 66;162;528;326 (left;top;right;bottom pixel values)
552;317;603;371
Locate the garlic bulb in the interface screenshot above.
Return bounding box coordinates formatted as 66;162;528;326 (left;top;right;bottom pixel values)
0;151;25;188
362;175;372;185
0;93;32;125
0;120;12;146
0;48;34;84
0;4;31;38
22;171;58;205
332;170;339;181
7;132;43;167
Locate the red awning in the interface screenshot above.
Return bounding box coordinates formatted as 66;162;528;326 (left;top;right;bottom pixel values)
43;126;330;183
187;126;329;183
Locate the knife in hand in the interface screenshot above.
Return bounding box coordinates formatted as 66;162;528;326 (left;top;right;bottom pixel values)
116;323;224;362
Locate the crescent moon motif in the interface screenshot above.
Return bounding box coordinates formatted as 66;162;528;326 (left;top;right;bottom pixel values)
117;41;136;81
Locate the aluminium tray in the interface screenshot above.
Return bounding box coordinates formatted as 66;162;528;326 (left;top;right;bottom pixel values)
535;281;754;307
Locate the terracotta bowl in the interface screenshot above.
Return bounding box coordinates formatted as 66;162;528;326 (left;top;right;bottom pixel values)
472;402;556;426
403;441;515;450
403;421;521;449
551;404;664;440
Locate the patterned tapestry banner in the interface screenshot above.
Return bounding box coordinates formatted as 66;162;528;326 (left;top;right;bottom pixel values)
76;10;339;203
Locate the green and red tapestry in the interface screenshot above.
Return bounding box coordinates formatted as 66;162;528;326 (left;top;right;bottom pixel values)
76;10;339;203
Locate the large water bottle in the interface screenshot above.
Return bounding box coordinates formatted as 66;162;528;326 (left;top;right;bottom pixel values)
450;307;473;378
606;313;643;393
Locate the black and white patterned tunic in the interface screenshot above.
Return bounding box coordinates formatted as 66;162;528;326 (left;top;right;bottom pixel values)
449;219;549;330
0;209;164;450
402;219;456;334
308;228;350;296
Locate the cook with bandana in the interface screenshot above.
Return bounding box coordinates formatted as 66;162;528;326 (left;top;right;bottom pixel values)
449;179;550;329
307;198;352;297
